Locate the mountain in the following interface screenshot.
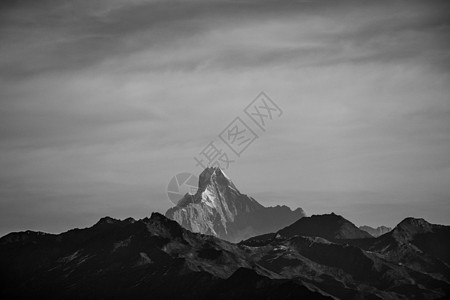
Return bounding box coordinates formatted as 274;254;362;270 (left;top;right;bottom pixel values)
240;231;450;299
354;217;450;281
165;167;305;242
245;213;373;244
359;225;392;237
2;213;448;299
0;213;330;299
276;213;373;240
388;218;450;268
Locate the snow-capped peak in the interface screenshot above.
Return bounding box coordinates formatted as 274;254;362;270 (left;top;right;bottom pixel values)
165;167;305;242
198;167;237;192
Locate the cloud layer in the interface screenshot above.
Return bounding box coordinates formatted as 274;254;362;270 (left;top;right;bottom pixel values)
1;0;449;235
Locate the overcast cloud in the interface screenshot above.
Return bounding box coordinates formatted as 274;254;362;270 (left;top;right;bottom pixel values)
0;0;449;235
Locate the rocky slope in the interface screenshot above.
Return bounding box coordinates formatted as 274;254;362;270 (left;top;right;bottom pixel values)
351;217;450;282
165;167;305;242
241;232;449;299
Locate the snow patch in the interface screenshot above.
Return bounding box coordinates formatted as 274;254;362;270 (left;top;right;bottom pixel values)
220;169;231;180
58;250;80;263
201;188;217;208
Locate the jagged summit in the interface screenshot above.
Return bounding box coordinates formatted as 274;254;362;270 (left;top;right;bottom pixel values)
200;168;252;207
175;167;241;209
95;216;137;226
166;167;305;242
198;167;234;188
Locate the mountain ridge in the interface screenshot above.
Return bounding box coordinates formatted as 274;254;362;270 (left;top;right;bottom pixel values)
2;212;448;299
244;212;373;245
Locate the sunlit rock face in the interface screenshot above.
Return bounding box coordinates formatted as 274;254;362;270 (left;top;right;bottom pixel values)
166;167;305;242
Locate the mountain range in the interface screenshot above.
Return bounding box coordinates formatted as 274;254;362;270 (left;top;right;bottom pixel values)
2;212;449;299
0;212;331;299
1;167;449;299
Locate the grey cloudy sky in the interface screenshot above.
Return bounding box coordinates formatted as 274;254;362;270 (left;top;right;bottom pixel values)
1;0;449;236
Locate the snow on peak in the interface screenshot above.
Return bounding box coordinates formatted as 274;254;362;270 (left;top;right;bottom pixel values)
215;167;231;180
198;167;237;192
201;188;217;208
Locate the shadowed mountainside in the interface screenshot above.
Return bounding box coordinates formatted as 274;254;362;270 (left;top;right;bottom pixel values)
1;212;449;299
244;212;373;245
0;213;329;299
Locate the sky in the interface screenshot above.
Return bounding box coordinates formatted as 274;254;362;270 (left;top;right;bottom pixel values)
0;0;449;236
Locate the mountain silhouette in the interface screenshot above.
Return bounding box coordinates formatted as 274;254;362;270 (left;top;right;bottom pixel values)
245;213;373;244
1;213;449;299
277;213;373;240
